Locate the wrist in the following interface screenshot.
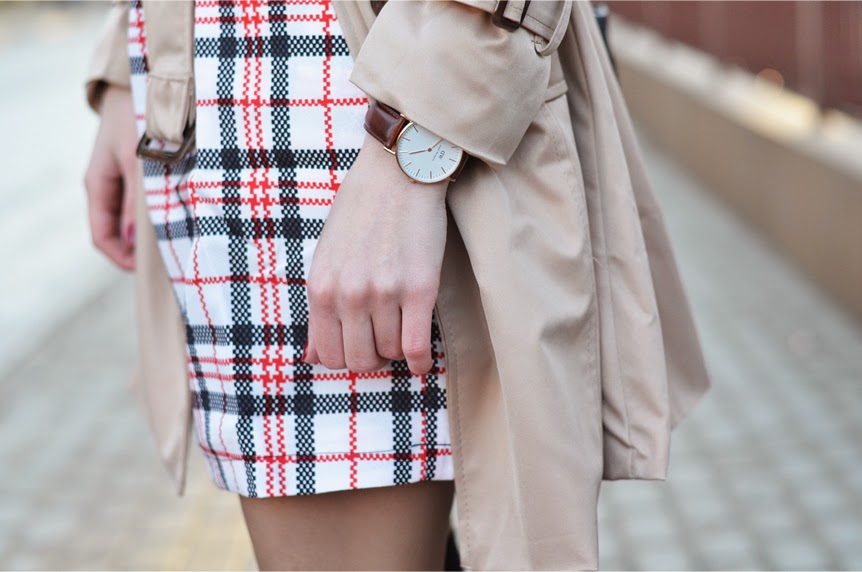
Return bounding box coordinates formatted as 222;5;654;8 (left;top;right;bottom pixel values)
362;100;467;185
359;133;450;196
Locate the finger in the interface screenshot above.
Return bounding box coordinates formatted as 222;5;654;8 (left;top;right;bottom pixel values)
85;165;134;271
313;309;346;370
371;304;404;361
342;312;388;373
307;277;347;369
401;299;434;376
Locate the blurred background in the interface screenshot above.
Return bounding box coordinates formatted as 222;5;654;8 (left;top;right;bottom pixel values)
1;0;861;570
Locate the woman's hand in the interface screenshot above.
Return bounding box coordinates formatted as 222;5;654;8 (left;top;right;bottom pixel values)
304;134;449;375
83;85;139;271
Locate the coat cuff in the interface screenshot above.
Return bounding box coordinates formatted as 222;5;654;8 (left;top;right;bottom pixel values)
348;0;552;168
84;0;132;115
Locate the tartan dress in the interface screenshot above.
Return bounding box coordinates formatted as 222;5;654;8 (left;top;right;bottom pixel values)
127;0;453;497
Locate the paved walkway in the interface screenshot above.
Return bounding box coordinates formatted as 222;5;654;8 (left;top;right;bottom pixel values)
2;4;861;571
0;279;254;571
0;5;255;570
597;131;862;570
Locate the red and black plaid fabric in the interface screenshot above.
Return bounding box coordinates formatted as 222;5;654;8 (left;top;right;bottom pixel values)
128;0;453;497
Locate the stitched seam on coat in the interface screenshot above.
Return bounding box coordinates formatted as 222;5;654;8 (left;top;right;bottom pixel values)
540;96;602;568
569;13;635;476
542;96;602;469
507;4;554;35
433;297;472;565
524;13;553;35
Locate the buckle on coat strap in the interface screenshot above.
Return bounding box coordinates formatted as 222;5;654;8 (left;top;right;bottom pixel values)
492;0;531;31
135;122;196;165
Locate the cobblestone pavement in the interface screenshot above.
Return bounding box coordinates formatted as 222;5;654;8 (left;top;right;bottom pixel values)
0;4;255;570
596;130;862;571
2;4;862;571
0;279;255;571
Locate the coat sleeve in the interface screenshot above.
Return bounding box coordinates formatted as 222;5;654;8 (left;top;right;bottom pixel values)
84;0;132;115
348;0;558;168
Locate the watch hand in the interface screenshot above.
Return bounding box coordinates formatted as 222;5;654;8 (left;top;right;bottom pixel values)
408;138;443;154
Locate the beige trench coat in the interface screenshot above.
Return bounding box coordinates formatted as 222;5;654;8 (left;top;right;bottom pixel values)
85;1;712;569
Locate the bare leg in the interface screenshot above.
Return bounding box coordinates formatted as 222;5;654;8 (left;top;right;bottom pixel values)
239;479;456;571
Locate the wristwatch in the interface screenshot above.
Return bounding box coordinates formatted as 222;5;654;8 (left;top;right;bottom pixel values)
363;100;468;184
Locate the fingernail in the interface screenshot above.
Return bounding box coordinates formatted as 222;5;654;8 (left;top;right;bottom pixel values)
125;224;135;247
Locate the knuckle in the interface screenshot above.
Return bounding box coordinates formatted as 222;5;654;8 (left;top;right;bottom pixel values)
308;278;336;306
372;278;400;302
405;279;439;305
339;283;370;310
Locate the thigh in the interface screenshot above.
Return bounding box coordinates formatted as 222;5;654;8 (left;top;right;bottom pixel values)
239;479;456;571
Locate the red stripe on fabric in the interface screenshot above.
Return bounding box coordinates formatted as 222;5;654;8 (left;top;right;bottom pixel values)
138;0;230;491
237;0;282;496
170;275;307;287
420;373;428;480
189;151;241;490
148;195;334;212
184;0;236;493
189;353;444;368
196;13;325;25
198;443;454;464
348;370;359;489
130;2;147;72
191;179;343;192
158;174;187;313
196;97;367;108
146;178;342;195
197;0;321;6
186;365;448;384
145;181;192;196
321;5;338;190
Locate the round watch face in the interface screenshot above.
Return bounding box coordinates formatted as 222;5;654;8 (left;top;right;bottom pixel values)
395;122;464;184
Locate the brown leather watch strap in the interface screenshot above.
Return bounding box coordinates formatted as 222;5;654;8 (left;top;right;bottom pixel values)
363;99;469;182
363;100;409;151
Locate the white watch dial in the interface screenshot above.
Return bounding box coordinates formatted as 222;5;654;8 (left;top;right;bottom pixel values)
395;122;463;183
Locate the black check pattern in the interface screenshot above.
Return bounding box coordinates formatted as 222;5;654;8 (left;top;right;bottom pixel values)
128;0;452;497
